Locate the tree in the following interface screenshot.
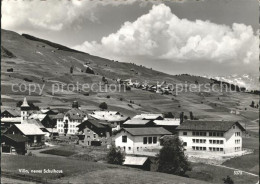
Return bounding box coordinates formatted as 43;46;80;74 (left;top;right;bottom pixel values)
222;175;234;184
99;102;108;110
180;112;184;124
107;145;125;165
250;101;255;108
157;136;191;176
164;112;174;118
189;111;194;120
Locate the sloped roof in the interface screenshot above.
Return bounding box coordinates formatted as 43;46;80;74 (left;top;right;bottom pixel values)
45;128;58;133
133;114;163;120
29;114;47;121
154;118;180;126
123;119;152;125
89;113;128;122
2;134;28;142
123;156;148;166
1;117;21;123
176;120;245;132
53;113;64;119
2;109;20;117
65;108;87;120
123;127;172;136
91;111;120;116
15;124;45;135
24;119;45;129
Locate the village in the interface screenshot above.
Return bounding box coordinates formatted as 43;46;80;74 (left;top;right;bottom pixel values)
1;95;248;168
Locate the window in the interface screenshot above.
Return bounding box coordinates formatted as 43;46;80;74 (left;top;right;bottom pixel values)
192;139;195;143
148;137;153;144
220;148;223;151
183;132;187;136
122;136;127;143
192;132;195;136
203;147;206;151
137;147;139;151
183;142;187;146
153;137;157;144
87;136;90;138
220;140;224;144
93;134;96;138
143;137;147;144
233;125;236;129
128;147;131;150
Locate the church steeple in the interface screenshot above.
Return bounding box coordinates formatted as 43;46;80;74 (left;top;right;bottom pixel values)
21;97;30;123
21;97;29;107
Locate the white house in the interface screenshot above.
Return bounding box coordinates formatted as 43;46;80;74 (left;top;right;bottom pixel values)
176;120;245;154
56;101;88;135
114;127;172;154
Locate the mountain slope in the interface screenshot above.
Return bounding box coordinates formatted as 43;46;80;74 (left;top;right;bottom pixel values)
1;29;258;129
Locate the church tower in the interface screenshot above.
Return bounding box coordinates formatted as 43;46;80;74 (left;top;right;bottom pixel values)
21;97;30;123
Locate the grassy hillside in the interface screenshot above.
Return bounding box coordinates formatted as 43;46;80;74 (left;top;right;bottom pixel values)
1;29;259;131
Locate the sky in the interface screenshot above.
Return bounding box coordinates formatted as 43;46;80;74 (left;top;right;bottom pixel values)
2;0;259;76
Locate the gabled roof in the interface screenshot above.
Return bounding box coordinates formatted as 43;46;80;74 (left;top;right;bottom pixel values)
123;156;149;166
24;119;45;129
154;118;180;126
1;109;20;117
53;113;64;119
122;127;172;136
2;134;28;143
123;119;153;125
1;117;21;123
132;114;163;120
176;120;246;132
77;120;109;132
14;124;45;135
90;111;120;116
65;108;87;120
29;114;47;121
89;113;128;122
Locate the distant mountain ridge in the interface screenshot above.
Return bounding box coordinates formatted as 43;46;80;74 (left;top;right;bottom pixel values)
203;73;259;91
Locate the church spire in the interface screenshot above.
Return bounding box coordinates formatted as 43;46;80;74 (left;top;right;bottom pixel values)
21;97;29;107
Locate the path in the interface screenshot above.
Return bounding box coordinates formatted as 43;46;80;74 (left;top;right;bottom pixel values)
209;163;259;177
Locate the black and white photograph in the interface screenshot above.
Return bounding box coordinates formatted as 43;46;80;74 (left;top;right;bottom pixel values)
1;0;259;183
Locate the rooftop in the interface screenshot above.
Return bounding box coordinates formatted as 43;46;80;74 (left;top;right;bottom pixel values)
1;109;20;117
2;134;28;143
153;118;180;126
1;117;21;123
14;124;45;135
123;119;152;125
176;120;245;132
29;114;47;121
132;114;163;120
123;156;148;166
122;127;172;136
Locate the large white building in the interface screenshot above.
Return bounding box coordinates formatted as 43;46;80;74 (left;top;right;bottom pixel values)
56;101;88;135
176;120;245;154
114;127;172;154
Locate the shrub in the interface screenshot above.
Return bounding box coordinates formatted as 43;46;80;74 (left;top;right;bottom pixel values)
222;175;234;184
107;145;125;165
